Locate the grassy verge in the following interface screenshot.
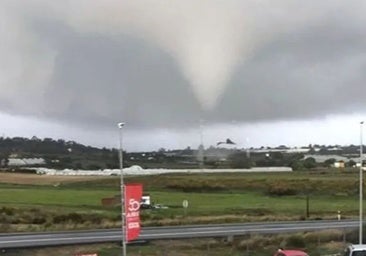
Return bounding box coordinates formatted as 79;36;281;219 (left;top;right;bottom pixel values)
4;229;355;256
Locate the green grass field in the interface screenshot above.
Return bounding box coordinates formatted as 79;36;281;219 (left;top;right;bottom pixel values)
149;190;358;215
0;169;362;230
0;169;362;255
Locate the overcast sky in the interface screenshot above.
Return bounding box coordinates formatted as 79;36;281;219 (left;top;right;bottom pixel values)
1;0;366;151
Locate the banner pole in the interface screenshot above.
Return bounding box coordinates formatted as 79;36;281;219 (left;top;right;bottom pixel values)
125;184;143;242
123;184;127;255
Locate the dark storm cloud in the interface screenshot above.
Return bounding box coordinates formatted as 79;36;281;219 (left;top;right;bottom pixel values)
1;0;366;131
36;22;201;128
215;19;366;123
45;34;202;128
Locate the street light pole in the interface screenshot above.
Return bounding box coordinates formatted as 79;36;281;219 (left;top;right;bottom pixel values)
360;121;364;245
199;119;204;170
118;122;127;256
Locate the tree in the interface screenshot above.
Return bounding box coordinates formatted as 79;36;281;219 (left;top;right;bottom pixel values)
230;158;252;169
271;152;284;160
347;159;357;167
303;157;317;169
323;158;336;167
289;160;303;171
0;152;9;167
228;152;253;168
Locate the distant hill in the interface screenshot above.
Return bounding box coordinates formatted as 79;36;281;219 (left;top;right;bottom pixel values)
0;136;362;170
0;136;119;170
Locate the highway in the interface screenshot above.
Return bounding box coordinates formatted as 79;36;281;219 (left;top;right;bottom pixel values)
0;220;358;249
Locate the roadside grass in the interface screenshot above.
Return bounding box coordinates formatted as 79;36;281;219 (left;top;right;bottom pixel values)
8;230;351;256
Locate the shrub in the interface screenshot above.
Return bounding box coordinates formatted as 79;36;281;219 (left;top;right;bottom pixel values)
286;235;306;248
345;225;366;244
32;216;47;224
238;208;273;216
0;223;11;232
303;230;343;243
266;183;297;196
0;214;12;224
290;160;304;171
304;157;317;169
53;213;84;224
0;206;14;215
165;180;227;192
84;214;102;224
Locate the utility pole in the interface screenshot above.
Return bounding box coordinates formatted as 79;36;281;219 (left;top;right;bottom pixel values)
199;119;204;170
118;122;127;255
360;121;364;244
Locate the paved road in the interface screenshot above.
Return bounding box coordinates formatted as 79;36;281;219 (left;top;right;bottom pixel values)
0;220;358;249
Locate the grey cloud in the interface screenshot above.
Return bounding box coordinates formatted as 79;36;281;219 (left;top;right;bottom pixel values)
1;0;366;132
214;18;366;123
31;20;201;128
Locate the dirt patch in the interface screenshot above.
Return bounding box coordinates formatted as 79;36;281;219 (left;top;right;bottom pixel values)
0;172;115;185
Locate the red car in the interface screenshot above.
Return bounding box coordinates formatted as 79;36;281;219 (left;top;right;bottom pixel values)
274;249;309;256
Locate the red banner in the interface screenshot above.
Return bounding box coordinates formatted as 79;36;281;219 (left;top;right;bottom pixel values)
124;183;143;242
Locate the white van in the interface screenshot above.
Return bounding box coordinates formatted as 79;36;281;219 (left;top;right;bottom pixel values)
344;244;366;256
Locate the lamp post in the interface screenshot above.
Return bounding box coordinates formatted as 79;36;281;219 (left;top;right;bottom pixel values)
118;122;127;256
360;121;364;244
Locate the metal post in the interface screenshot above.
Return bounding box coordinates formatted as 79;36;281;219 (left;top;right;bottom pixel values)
199;119;204;170
118;122;127;256
360;121;364;244
306;194;310;219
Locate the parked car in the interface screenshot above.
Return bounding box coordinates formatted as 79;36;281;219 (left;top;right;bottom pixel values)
274;249;309;256
343;244;366;256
